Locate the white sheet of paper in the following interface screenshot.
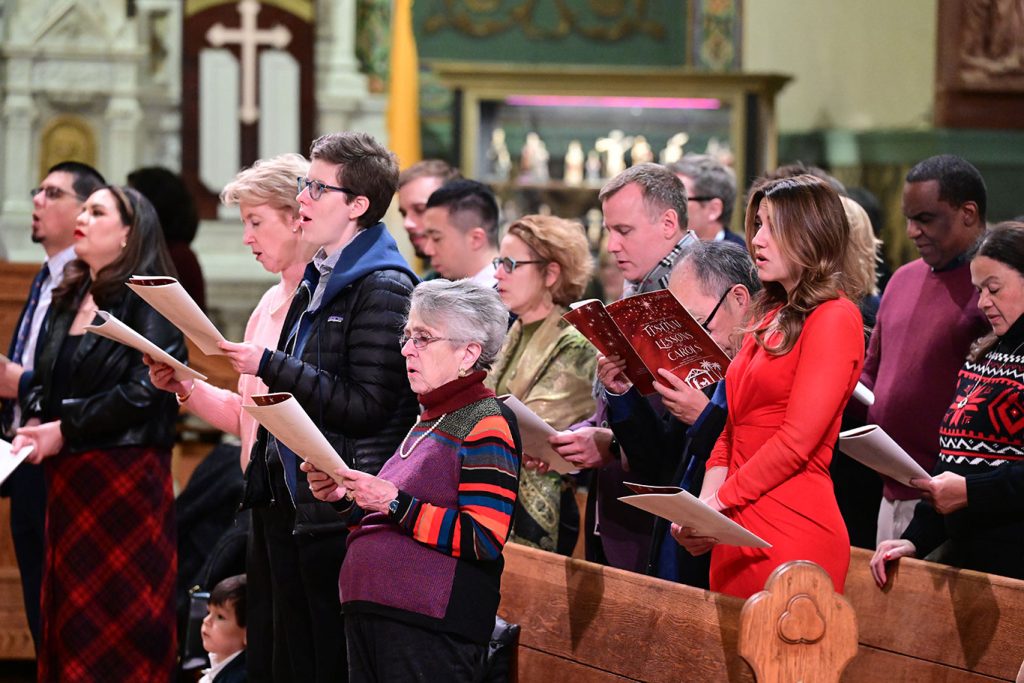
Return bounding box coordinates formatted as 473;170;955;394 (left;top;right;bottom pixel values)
497;394;575;475
852;382;875;406
127;276;228;356
839;424;931;486
243;393;352;484
619;482;771;548
0;440;33;487
84;310;206;382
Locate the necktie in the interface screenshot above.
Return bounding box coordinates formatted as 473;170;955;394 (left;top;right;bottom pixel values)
10;265;50;364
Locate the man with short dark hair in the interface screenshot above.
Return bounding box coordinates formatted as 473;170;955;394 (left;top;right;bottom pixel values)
0;161;105;649
549;163;697;572
229;131;419;682
860;154;990;544
397;159;460;262
669;154;744;246
421;179;500;286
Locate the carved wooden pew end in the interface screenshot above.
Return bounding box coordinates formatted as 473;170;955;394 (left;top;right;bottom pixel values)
740;561;858;683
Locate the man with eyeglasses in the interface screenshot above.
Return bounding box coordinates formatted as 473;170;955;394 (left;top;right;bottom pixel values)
597;241;760;587
420;179;500;287
0;161;105;650
669;154;746;247
225;132;419;683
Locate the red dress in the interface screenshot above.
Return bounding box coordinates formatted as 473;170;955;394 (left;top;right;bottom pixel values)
707;298;864;598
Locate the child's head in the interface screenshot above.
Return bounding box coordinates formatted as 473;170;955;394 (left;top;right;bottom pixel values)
202;574;247;659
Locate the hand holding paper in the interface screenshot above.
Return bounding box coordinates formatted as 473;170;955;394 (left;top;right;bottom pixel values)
85;311;205;383
127;276;227;355
619;482;771;548
0;439;34;486
243;393;351;484
838;424;931;487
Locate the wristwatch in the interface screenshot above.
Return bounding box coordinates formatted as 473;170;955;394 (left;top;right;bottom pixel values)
387;498;400;516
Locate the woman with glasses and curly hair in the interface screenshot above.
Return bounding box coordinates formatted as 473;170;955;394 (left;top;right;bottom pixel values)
674;175;866;599
14;185;184;680
489;214;596;554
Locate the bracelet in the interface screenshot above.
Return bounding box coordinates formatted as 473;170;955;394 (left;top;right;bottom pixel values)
175;383;195;405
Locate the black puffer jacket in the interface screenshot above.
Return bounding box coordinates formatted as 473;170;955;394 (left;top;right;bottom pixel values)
242;223;420;536
22;280;185;453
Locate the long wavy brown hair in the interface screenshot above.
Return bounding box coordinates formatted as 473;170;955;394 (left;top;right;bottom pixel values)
744;175;862;355
53;185;177;311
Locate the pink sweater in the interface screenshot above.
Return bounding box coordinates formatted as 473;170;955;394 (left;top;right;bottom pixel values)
186;282;295;468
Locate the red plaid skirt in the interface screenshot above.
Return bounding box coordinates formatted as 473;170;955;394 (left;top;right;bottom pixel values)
38;446;176;682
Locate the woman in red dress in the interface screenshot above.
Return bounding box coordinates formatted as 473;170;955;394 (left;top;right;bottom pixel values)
673;175;867;598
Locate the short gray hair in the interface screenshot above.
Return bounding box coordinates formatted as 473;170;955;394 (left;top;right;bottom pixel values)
409;279;509;371
669;153;737;227
599;163;688;230
675;240;761;298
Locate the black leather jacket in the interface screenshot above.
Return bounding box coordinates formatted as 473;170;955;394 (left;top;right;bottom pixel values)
243;226;420;536
22;282;185;454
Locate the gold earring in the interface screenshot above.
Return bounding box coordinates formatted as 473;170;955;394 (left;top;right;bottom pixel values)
458;367;469;377
120;240;127;248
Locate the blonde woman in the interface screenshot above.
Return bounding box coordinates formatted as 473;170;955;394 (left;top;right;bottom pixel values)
490;214;597;553
146;154;315;470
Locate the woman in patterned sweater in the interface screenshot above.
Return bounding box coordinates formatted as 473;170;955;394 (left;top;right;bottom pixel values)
305;279;521;682
871;222;1024;584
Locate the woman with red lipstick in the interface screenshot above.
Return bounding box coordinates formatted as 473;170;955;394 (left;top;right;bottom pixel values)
675;175;867;599
13;186;183;681
871;222;1024;585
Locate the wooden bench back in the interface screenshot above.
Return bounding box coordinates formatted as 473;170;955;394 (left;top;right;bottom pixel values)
499;543;1024;682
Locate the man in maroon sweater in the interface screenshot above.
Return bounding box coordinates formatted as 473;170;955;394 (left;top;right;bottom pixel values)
860;154;990;545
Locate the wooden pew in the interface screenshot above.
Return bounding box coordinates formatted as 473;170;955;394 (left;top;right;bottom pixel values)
0;263;40;659
498;543;1024;682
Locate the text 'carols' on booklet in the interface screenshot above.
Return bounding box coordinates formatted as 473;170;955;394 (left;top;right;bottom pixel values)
563;289;730;396
619;482;771;549
243;393;351;484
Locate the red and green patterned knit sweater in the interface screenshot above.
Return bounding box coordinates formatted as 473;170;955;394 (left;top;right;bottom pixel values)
903;314;1024;579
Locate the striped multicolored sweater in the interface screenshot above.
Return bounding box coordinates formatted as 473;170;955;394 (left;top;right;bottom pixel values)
339;373;521;643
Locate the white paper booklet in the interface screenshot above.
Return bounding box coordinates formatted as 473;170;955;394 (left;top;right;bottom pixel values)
852;381;875;406
619;482;771;548
127;276;228;356
497;394;575;475
84;310;206;382
243;393;352;485
0;440;33;486
839;424;931;486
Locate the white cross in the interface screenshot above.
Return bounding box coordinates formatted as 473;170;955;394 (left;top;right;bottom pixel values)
206;0;292;124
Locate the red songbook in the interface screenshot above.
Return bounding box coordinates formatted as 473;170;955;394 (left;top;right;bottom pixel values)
563;289;730;396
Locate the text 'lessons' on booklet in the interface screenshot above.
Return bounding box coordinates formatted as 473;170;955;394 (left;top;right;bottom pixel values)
563;289;730;396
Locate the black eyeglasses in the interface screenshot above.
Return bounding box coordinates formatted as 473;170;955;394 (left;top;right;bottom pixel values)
701;286;734;330
31;186;82;201
688;195;717;203
297;176;358;201
493;256;547;273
